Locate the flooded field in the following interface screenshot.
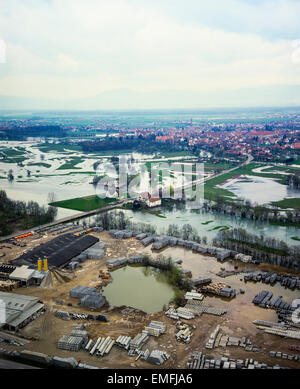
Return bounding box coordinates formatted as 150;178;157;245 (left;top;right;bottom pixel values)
219;175;300;205
142;245;300;325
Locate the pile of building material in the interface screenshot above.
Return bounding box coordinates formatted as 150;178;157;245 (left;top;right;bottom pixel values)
144;321;166;337
165;308;180;320
147;349;170;365
175;322;193;343
55;310;71;320
88;336;115;357
252;290;274;307
79;241;106;260
106;255;147;269
135;233;148;240
215;249;232;261
200;282;236;298
257;327;300;340
0;279;18;291
184;290;204;301
129;332;149;351
127;255;147;264
152;238;170;250
57;327;88;351
187;352;283;369
192;276;211;287
115;336;132;350
109;230;136;239
176;307;195;320
205;325;220;349
184;301;227;317
69;286;105;309
235;253;252;263
245;272;300;290
141;236;156;246
269;350;300;362
106;257;128;268
253;320;286;329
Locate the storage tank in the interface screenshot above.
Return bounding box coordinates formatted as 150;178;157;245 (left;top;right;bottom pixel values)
37;259;42;272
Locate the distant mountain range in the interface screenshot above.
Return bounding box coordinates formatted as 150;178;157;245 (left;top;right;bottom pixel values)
0;85;300;111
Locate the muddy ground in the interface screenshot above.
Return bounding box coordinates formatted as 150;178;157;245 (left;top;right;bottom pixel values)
1;231;299;369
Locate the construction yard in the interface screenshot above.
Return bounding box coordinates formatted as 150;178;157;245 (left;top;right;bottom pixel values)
0;229;299;369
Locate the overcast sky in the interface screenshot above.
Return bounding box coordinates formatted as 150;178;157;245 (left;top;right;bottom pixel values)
0;0;300;109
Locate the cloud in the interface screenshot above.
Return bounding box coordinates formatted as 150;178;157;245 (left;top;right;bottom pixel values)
0;0;299;106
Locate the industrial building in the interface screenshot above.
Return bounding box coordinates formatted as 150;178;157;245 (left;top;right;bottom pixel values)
13;233;99;268
0;291;45;331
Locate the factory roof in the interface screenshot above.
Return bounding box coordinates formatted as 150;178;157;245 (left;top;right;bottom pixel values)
9;266;35;282
7;303;44;328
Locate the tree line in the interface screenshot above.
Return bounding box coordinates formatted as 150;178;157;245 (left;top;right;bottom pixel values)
0;190;57;236
213;227;300;271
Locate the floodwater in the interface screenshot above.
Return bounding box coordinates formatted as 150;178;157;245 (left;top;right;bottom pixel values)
219;175;300;205
107;207;300;245
1;141;300;243
102;265;177;313
142;245;300;323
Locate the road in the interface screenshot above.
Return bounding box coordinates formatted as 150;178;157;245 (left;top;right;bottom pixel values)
174;153;254;191
0;199;132;243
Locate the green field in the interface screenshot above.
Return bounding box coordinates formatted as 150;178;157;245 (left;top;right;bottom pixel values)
57;157;83;170
27;162;51;168
270;198;300;210
33;143;83;153
203;162;289;201
49;195;117;212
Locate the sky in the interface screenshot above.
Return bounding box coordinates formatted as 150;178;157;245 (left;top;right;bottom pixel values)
0;0;300;109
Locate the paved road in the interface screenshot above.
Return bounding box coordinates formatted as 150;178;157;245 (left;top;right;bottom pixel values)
174;153;254;191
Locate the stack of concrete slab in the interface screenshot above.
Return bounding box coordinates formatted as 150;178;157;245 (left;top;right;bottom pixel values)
70;286;99;299
176;327;193;343
147;349;170;365
135;233;148;240
70;286;105;309
152;238;170;250
129;332;149;351
80;294;105;309
165;308;180;320
216;249;232;261
141;236;156;246
205;325;220;349
144;321;166;337
57;335;87;351
81;241;106;260
184;291;204;301
127;255;146;264
235;253;253;263
176;307;195;320
55;310;71;320
193;277;212;286
106;257;128;268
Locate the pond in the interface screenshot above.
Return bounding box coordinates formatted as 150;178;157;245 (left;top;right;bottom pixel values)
102;265;177;313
